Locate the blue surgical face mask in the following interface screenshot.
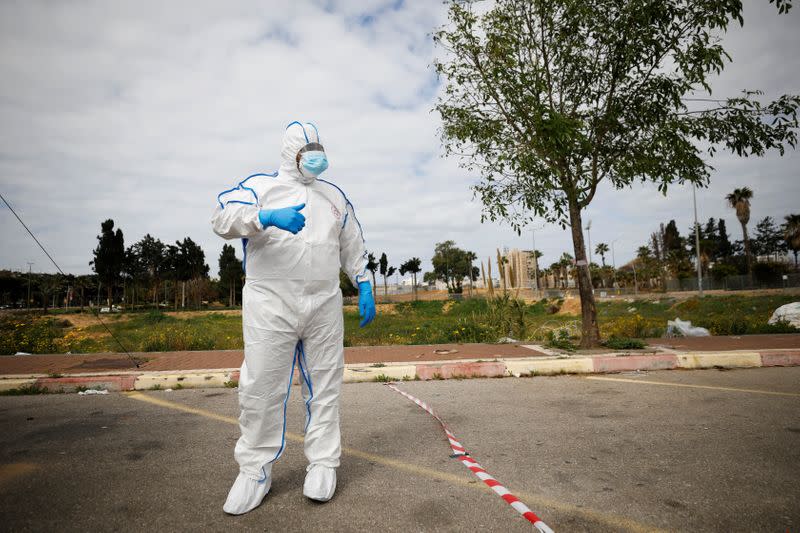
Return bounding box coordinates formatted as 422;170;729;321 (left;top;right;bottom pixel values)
300;151;329;178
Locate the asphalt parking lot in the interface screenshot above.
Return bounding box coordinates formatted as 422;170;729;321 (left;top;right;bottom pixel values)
1;367;798;532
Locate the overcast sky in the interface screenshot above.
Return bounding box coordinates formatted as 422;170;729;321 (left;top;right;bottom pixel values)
1;0;798;279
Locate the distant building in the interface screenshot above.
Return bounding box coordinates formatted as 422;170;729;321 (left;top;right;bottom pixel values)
500;249;540;289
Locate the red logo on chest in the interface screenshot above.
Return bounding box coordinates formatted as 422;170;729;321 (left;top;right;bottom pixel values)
331;205;342;220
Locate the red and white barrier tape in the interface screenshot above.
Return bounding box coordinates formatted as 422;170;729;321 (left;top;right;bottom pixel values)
385;383;554;533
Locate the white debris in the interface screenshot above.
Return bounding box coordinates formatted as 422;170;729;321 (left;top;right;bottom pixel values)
78;389;109;395
666;318;710;337
627;307;637;313
14;352;32;356
497;337;519;344
165;388;173;392
768;302;800;328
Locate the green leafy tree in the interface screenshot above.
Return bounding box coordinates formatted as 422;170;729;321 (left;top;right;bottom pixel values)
717;219;734;260
90;219;125;306
218;244;243;307
432;240;477;293
434;0;798;347
423;271;438;285
378;253;392;297
726;187;754;276
783;214;800;269
753;216;785;261
386;266;397;294
123;244;147;308
399;257;423;299
163;244;178;309
131;234;166;305
174;237;209;309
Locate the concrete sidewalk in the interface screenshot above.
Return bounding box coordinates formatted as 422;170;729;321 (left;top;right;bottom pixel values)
1;334;798;393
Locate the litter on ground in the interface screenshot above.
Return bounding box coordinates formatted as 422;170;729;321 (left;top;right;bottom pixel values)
666;318;710;337
768;302;800;328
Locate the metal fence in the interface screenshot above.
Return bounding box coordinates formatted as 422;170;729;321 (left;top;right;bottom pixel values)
665;273;800;292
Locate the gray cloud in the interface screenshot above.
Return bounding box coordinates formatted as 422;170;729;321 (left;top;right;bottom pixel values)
1;0;797;279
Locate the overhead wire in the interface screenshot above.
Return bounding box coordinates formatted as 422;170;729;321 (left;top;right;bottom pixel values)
0;191;140;368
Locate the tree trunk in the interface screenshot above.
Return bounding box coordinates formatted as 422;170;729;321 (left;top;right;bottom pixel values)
412;272;418;300
568;200;601;348
107;285;112;308
741;222;753;280
181;281;186;309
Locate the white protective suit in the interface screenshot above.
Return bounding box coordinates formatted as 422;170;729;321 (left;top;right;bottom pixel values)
211;121;369;512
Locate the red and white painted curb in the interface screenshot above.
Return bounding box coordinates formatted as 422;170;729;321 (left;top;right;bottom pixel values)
385;382;554;532
1;349;798;392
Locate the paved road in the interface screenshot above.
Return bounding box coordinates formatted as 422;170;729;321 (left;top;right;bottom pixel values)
1;367;798;532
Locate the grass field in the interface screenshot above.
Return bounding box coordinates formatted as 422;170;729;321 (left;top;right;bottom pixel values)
1;293;798;355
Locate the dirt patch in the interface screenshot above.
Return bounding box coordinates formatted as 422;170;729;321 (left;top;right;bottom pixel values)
557;297;582;315
344;303;397;315
59;313;132;328
165;310;242;319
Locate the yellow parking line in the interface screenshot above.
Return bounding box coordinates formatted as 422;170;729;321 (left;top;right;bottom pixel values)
0;462;38;488
126;391;666;533
585;376;800;397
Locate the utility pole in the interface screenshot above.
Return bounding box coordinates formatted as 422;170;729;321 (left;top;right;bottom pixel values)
585;219;593;265
611;239;619;290
692;185;704;296
26;262;33;312
531;225;541;298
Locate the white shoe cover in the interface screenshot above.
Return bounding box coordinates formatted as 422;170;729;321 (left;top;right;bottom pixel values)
303;465;336;502
223;471;271;515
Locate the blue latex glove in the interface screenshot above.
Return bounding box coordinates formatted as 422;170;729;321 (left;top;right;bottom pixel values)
357;281;376;328
259;203;306;234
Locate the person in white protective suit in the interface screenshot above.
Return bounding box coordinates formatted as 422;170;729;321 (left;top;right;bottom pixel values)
211;121;376;515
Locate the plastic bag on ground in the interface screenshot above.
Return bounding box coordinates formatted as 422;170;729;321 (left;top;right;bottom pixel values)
666;317;710;337
768;302;800;328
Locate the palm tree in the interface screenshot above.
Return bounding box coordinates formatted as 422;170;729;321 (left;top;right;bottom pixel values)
594;243;610;267
784;214;800;270
725;187;754;277
399;257;422;300
366;253;379;297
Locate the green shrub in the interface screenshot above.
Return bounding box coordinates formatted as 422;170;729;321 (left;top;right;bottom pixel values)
602;337;647;350
0;384;48;396
546;328;576;351
142;310;170;324
601;314;663;338
484;294;528;339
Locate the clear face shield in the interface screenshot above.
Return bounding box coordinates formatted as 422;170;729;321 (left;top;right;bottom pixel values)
296;142;329;182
